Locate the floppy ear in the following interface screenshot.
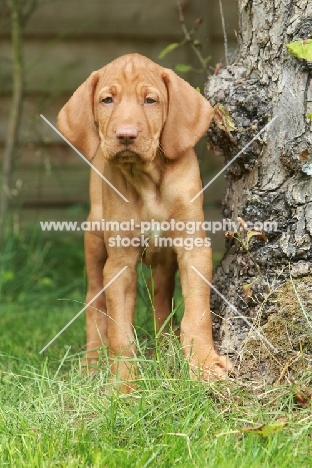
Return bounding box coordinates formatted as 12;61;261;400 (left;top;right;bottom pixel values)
161;69;214;159
57;71;100;160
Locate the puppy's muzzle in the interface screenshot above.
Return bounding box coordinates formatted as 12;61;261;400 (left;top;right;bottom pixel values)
116;125;138;147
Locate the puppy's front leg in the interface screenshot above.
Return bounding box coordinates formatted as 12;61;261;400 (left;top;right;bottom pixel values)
177;243;232;380
103;250;138;391
85;231;108;365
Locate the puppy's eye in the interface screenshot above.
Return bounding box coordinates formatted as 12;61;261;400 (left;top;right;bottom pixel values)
102;97;113;104
145;97;157;104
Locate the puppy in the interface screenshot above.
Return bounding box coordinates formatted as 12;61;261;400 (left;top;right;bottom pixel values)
57;54;231;390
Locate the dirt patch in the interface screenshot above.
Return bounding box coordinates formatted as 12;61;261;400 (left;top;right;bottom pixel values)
238;276;312;383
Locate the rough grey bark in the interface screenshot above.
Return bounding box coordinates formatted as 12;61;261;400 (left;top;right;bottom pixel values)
205;0;312;382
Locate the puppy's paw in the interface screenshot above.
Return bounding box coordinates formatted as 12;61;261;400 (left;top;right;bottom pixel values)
189;351;234;382
110;359;138;393
81;355;100;375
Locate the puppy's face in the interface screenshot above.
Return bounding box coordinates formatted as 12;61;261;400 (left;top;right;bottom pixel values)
94;59;168;165
57;54;214;163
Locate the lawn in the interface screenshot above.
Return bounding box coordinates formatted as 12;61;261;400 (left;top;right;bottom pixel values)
0;227;311;467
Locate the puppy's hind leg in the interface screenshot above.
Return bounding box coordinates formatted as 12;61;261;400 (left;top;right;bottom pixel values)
148;260;177;333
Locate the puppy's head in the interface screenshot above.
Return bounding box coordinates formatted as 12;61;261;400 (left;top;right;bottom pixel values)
57;54;214;163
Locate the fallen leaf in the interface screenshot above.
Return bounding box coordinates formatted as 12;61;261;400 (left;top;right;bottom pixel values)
240;421;286;437
242;283;253;298
294;386;312;408
299;149;309;161
246;230;268;243
225;231;235;238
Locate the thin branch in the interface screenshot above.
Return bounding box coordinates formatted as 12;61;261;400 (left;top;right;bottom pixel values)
176;0;207;70
218;0;229;66
21;0;38;26
0;0;24;238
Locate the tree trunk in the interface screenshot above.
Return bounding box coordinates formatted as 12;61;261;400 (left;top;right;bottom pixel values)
205;0;312;383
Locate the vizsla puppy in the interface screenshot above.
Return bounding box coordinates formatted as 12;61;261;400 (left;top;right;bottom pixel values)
58;53;231;390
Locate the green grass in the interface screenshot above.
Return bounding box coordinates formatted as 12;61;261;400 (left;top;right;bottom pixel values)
0;228;311;467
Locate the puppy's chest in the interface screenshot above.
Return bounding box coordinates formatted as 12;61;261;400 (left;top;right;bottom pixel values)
141;196;165;220
127;196;170;240
131;177;170;223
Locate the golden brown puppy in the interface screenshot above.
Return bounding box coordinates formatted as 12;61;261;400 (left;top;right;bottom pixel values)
58;53;231;390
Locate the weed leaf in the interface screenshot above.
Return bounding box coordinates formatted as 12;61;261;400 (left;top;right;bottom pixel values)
159;43;179;59
174;64;192;73
286;39;312;61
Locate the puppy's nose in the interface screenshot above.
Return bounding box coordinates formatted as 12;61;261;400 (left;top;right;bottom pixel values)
116;126;138;146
